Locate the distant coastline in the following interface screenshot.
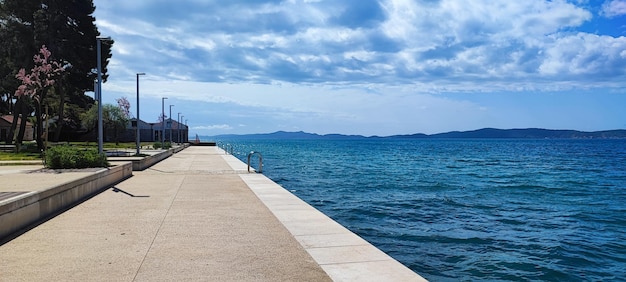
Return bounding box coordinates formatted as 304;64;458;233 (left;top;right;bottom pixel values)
207;128;626;140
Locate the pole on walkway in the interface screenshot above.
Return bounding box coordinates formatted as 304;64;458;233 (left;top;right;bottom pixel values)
169;105;174;143
135;72;145;155
161;97;167;144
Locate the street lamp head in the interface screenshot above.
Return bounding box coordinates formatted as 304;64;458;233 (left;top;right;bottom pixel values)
97;36;112;41
137;72;146;76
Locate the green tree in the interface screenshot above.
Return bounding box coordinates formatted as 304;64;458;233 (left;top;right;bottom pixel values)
81;101;130;145
0;18;19;115
32;1;114;141
0;0;113;143
0;0;38;144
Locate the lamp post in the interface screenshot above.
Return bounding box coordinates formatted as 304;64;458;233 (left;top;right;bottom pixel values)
180;115;184;143
169;104;174;143
93;79;98;100
161;97;167;144
185;119;188;143
96;36;111;154
135;73;145;155
93;79;99;146
177;112;181;143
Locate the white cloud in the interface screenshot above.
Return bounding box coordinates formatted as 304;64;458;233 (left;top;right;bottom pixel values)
602;0;626;17
92;0;626;135
193;124;233;131
539;33;626;76
94;0;624;91
379;0;427;47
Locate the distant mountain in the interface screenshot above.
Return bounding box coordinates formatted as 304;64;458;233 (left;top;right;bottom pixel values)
429;128;626;139
206;128;626;140
209;131;369;140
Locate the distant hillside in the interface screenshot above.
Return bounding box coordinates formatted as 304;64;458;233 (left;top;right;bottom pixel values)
429;128;626;139
209;131;368;140
206;128;626;140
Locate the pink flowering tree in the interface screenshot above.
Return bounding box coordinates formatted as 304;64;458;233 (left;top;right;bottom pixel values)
13;45;65;149
116;97;131;118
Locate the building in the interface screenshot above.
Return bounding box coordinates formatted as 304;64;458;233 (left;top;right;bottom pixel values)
126;118;154;142
0;115;34;142
151;119;189;143
120;118;188;143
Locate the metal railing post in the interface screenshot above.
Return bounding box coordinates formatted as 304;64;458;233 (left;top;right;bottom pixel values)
247;151;263;173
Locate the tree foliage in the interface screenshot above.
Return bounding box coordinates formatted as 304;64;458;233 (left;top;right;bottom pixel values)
81;100;130;145
158;113;168;122
14;45;65;97
0;0;113;144
116;97;131;118
14;45;66;149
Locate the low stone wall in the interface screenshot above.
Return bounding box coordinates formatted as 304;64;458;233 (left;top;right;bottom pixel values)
171;143;189;153
0;162;133;240
107;145;188;171
191;142;216;146
131;150;173;171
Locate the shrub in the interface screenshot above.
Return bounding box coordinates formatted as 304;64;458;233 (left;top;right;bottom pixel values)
44;146;108;169
153;141;171;149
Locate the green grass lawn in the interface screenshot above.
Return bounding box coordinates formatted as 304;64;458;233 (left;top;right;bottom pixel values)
0;152;42;161
0;142;157;161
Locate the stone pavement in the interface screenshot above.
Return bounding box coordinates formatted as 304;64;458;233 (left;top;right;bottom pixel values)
0;146;426;281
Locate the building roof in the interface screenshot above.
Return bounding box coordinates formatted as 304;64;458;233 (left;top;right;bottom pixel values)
152;119;188;129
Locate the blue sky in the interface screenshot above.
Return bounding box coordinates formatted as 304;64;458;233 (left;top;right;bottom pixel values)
92;0;626;136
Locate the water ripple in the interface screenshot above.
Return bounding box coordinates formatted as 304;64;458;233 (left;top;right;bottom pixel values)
222;138;626;281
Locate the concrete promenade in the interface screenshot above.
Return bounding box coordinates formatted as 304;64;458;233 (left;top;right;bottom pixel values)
0;146;426;281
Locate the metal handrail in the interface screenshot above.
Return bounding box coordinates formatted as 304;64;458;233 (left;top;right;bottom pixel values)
220;143;233;154
247;151;263;173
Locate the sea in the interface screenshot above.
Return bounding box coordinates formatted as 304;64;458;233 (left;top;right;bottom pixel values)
210;138;626;282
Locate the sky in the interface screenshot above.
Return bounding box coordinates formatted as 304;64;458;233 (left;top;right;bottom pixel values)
92;0;626;137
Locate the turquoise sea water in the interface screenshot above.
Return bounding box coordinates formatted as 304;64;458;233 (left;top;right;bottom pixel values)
213;138;626;281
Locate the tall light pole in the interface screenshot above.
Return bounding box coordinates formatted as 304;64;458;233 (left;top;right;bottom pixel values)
94;79;99;146
169;104;174;143
177;112;181;143
180;115;184;143
161;97;167;144
135;72;145;155
96;36;111;154
185;119;188;143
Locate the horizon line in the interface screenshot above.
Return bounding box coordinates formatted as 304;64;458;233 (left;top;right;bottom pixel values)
198;127;626;138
